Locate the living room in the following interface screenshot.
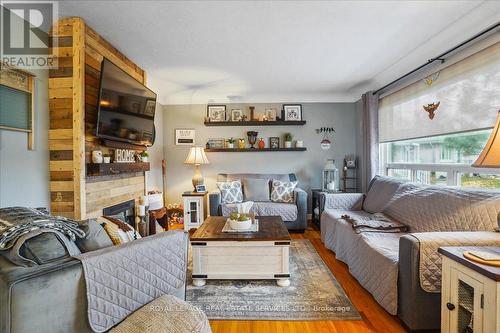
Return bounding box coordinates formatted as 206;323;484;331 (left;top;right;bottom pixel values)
0;1;499;333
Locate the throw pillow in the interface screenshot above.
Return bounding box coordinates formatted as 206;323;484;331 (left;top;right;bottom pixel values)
242;178;270;202
76;218;113;252
216;180;243;204
270;180;298;203
99;216;139;245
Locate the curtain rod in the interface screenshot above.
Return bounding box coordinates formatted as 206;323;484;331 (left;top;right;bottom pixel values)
373;21;500;96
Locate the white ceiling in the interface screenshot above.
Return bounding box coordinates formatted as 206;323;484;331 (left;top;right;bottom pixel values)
59;0;500;105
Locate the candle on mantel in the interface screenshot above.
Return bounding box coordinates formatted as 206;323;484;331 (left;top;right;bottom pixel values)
138;205;146;216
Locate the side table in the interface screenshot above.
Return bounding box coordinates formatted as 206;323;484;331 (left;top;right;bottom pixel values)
311;189;343;230
182;191;208;232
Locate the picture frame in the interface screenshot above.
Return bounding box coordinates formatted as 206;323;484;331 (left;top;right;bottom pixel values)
265;108;277;121
230;109;243;122
175;128;195;145
195;184;206;193
143;99;156;117
283;104;302;121
207;138;225;149
207;105;227;122
269;137;280;149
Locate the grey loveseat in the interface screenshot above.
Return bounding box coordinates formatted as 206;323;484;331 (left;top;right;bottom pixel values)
0;224;191;333
320;175;500;332
209;173;308;232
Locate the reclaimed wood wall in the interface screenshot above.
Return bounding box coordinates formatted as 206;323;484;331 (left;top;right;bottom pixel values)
49;17;146;219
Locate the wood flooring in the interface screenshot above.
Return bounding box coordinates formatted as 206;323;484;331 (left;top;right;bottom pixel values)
196;222;407;333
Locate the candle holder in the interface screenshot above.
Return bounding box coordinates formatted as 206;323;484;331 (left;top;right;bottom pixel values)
247;131;258;148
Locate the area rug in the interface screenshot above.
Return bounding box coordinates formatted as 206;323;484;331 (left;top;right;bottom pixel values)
185;239;361;320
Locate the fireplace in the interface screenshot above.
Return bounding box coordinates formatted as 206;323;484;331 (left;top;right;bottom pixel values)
103;199;136;227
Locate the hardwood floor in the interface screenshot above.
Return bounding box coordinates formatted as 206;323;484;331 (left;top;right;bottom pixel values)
204;222;407;333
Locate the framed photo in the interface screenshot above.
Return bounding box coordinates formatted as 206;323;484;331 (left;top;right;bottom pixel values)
175;128;195;145
207;105;226;122
207;138;225;149
269;137;280;149
144;100;156;117
141;131;153;143
283;104;302;121
195;184;206;193
265;108;277;121
231;109;243;122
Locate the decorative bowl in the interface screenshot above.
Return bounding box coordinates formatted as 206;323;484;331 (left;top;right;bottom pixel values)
228;217;252;230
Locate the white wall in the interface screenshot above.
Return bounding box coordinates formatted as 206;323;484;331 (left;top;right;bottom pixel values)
0;69;50;208
162;103;358;210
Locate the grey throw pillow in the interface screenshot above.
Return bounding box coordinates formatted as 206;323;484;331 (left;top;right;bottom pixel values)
270;180;298;203
242;178;270;202
216;180;244;204
363;176;406;213
76;218;113;252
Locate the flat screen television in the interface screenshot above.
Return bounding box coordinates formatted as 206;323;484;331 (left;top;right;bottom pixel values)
96;58;157;146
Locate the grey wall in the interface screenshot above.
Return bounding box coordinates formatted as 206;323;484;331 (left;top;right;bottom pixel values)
162;103;358;210
146;103;164;193
0;69;50;208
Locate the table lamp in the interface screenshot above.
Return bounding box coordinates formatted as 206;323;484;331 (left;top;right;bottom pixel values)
184;146;210;192
472;111;500;168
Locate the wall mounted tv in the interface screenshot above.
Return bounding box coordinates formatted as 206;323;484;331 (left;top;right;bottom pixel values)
96;58;157;147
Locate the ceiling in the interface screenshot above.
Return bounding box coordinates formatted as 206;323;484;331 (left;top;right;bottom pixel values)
58;0;500;105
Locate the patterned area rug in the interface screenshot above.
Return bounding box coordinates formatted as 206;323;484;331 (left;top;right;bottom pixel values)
186;239;361;320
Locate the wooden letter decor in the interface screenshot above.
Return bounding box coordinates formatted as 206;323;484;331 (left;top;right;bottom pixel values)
115;149;136;163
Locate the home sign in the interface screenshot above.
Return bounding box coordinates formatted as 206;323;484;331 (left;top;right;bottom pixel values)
115;149;136;163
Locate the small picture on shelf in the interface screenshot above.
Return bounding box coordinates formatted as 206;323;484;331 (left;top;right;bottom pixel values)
207;105;226;122
195;184;206;193
143;100;156;117
269;137;280;149
283;104;302;121
207;138;225;149
231;109;243;121
265;108;277;121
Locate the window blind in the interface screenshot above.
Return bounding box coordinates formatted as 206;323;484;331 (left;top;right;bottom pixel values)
379;42;500;143
0;84;32;131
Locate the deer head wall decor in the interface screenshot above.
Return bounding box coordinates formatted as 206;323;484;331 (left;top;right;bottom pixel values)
423;102;440;120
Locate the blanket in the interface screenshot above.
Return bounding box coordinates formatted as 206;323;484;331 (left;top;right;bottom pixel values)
0;207;85;250
77;231;187;333
341;212;408;234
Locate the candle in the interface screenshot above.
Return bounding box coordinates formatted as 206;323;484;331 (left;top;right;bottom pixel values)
138;205;146;216
139;195;148;206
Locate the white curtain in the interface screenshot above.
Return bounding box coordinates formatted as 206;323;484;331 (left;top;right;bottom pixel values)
379;42;500;143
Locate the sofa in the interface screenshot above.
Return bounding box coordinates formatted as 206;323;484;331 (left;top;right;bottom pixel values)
209;173;308;232
0;209;202;333
320;175;500;332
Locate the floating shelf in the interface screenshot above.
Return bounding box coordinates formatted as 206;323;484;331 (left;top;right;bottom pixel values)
204;120;306;127
87;162;150;176
205;148;307;152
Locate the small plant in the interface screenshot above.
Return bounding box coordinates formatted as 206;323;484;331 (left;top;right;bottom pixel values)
227;138;236;144
103;153;111;158
229;212;250;222
284;133;293;142
140;151;149;157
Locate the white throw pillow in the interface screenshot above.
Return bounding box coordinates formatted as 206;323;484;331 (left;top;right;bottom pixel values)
216;180;244;204
270;180;298;203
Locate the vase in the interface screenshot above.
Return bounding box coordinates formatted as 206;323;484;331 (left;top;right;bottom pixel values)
258;138;265;149
295;140;303;148
247;131;258;148
92;150;103;163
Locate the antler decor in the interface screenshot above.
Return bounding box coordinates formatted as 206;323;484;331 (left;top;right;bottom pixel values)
423;102;440;120
315;127;335;134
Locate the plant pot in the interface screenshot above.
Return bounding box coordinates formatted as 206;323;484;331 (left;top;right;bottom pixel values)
103;156;111;163
227;143;234;149
284;141;292;148
140;157;148;163
295;140;303;148
229;218;252;230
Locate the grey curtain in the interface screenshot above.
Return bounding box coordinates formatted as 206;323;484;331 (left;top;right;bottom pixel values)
360;91;379;192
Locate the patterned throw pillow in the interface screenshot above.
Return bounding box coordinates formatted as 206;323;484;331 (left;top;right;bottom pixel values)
216;180;244;204
271;180;298;203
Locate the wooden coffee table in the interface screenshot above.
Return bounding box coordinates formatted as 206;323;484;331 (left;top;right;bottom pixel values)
190;216;291;287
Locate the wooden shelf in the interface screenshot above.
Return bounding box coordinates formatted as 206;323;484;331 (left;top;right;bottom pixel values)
204;120;306;127
87;162;150;176
205;148;307;152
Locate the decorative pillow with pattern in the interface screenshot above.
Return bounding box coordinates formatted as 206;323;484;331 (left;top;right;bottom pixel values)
270;180;298;203
216;180;244;204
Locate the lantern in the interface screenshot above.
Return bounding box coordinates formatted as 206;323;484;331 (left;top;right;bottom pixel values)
322;159;339;191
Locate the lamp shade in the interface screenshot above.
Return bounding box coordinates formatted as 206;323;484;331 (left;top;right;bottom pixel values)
184;146;209;165
472;111;500;168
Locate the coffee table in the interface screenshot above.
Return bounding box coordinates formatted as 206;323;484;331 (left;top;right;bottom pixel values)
190;216;291;287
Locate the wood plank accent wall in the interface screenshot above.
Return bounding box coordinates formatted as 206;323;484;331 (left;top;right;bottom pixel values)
49;17;146;219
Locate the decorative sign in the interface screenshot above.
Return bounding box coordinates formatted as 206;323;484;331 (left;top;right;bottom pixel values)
175;128;195;145
115;149;136;163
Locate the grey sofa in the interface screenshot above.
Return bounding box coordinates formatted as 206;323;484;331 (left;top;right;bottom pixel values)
209;173;308;232
320;175;500;332
0;229;189;333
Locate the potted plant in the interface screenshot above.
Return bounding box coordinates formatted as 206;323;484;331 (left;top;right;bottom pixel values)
139;151;149;163
103;154;111;163
284;133;293;148
228;212;252;230
227;138;236;149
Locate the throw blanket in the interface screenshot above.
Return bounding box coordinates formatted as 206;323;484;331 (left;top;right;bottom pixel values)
0;207;85;250
411;231;500;293
341;213;408;234
77;231;187;333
